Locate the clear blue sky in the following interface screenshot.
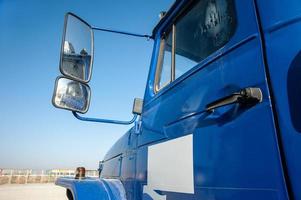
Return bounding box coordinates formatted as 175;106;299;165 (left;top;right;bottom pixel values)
0;0;174;170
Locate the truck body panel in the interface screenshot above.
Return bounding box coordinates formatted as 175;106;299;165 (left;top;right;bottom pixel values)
56;178;126;200
256;1;301;199
134;1;289;199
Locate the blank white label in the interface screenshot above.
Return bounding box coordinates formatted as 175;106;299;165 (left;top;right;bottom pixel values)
147;134;194;194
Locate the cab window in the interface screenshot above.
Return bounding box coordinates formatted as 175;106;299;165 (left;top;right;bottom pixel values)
155;0;236;91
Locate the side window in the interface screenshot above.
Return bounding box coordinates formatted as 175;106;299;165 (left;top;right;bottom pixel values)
155;0;236;91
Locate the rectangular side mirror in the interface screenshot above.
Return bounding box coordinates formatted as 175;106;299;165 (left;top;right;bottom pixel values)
52;77;91;113
132;98;143;115
60;13;94;83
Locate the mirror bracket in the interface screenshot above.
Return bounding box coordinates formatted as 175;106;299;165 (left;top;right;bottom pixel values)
72;111;137;125
92;27;152;40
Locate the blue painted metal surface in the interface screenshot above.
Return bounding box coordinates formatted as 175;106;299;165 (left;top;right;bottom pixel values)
58;0;301;199
101;0;292;199
255;1;301;199
101;128;138;200
135;0;290;199
56;177;126;200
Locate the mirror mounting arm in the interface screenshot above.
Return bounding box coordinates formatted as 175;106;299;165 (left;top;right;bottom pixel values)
92;27;152;40
72;111;138;125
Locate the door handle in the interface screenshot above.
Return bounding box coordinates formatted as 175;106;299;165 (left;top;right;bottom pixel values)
166;87;263;127
206;87;263;112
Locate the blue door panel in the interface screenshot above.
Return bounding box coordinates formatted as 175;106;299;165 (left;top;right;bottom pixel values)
142;37;267;140
167;104;283;189
136;0;289;199
140;0;261;147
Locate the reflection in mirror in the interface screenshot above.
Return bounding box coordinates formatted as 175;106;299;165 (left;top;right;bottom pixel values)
52;77;91;113
60;14;93;82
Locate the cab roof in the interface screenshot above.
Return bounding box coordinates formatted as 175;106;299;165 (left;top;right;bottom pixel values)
152;0;190;38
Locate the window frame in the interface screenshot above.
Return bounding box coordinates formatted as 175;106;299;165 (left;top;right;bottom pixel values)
154;0;197;93
154;28;175;93
154;0;236;94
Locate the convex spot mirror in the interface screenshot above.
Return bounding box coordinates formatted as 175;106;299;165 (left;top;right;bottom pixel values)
60;13;94;83
52;77;91;114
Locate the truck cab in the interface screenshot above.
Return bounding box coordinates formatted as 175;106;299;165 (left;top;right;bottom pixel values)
52;0;301;200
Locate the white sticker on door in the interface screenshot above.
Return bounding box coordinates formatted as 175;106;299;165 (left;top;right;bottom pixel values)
143;134;194;199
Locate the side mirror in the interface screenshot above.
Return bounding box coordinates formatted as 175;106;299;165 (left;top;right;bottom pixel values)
60;13;94;83
52;12;147;125
52;77;91;114
132;98;143;115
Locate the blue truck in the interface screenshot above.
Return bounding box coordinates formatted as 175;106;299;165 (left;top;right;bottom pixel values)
52;0;301;199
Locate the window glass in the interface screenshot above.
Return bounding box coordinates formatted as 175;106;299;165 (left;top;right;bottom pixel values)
155;0;236;92
156;32;172;91
175;0;236;78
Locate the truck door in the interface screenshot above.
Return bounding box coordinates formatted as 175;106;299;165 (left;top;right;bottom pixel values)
137;0;289;200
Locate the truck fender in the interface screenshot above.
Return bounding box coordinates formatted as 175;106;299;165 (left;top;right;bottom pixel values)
55;177;126;200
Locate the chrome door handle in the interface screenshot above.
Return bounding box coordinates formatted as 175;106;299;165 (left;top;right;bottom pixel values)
206;87;263;112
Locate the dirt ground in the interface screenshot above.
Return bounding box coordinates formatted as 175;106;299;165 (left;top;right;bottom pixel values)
0;183;67;200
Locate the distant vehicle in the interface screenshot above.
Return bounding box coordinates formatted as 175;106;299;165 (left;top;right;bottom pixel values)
52;0;301;200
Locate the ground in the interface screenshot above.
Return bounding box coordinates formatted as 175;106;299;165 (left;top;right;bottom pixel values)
0;183;67;200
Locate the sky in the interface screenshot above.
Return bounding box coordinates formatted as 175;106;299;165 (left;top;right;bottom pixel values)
0;0;174;170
